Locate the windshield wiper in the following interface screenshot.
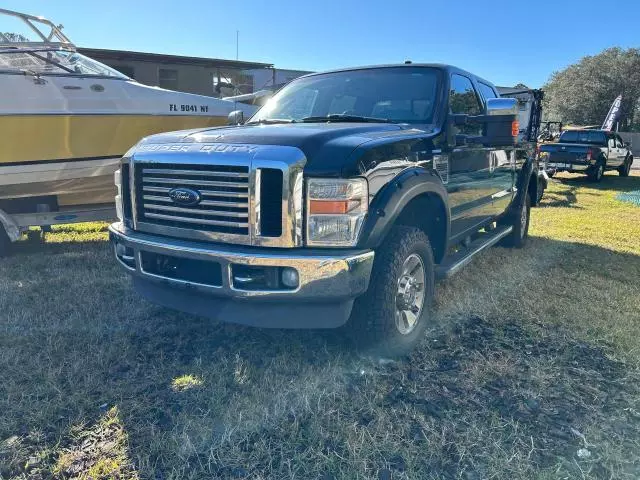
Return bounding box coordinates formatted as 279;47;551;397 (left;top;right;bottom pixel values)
245;118;296;125
301;114;391;123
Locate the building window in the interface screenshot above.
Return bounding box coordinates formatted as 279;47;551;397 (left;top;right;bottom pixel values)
159;68;178;91
115;65;135;79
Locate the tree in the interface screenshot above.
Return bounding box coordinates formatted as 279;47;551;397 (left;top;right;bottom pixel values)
2;32;30;42
543;48;640;130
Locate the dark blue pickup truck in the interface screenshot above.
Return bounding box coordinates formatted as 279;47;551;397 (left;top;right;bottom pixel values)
110;64;546;356
540;129;633;181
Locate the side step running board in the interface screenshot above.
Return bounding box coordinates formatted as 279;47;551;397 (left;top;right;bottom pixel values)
436;225;513;280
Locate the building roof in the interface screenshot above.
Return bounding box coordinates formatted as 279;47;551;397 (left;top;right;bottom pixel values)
78;47;273;70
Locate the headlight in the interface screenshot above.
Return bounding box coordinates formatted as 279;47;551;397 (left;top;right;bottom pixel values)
114;168;123;221
306;178;368;247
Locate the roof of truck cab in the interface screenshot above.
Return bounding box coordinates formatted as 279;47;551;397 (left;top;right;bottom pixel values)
297;64;496;88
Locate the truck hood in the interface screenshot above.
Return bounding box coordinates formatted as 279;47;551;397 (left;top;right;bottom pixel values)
138;123;431;175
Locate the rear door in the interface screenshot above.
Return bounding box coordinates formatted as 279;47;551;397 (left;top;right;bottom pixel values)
615;134;627;166
606;134;619;166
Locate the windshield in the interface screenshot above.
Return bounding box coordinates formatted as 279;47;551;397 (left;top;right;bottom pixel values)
559;130;606;145
0;48;128;78
249;67;441;124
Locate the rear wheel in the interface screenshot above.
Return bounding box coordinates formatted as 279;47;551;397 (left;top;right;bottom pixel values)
618;157;632;177
588;162;605;182
500;194;530;248
349;226;435;357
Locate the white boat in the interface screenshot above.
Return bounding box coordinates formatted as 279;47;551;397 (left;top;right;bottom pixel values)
0;8;256;248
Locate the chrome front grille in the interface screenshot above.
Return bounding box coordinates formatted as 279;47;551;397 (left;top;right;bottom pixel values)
128;142;306;247
138;164;250;236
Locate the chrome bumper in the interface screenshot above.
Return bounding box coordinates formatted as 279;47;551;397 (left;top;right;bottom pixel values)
109;222;374;303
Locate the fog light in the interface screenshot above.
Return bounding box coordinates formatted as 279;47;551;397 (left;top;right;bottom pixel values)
281;267;299;288
115;242;127;257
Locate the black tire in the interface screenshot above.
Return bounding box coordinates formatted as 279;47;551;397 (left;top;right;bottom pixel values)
501;194;531;248
588;161;605;182
0;223;11;258
618;157;632;177
348;226;435;357
536;177;545;205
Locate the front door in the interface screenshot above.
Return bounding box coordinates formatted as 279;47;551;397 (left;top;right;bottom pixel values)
615;135;627;167
447;74;510;240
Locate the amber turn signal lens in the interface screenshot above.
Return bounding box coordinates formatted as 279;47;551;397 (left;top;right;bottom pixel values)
309;200;351;214
511;120;519;137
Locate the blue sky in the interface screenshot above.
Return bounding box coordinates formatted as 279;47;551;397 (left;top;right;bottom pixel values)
3;0;639;87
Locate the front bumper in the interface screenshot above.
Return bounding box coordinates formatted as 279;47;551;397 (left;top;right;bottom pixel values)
108;222;374;328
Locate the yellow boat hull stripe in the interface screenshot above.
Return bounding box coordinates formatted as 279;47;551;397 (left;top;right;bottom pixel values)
0;115;226;164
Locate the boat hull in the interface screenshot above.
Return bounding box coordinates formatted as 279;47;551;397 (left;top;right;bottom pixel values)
0;114;226;165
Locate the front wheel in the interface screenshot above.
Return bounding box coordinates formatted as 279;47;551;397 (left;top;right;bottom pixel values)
618;157;632;177
349;226;435;357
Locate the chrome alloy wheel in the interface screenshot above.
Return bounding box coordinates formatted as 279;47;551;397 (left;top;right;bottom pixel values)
395;253;426;335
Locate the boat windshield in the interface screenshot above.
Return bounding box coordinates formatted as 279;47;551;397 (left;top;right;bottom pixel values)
248;66;442;125
0;48;128;79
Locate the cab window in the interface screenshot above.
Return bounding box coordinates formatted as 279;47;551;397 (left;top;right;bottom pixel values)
450;74;482;135
450;74;482;115
477;82;498;102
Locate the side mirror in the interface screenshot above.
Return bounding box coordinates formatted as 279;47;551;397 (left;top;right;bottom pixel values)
483;98;519;147
227;110;244;125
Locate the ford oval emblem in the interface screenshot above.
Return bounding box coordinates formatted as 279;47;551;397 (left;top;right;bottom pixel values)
169;187;201;206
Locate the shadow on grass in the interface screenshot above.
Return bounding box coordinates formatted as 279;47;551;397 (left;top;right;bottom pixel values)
1;238;639;478
540;181;582;208
557;171;640;193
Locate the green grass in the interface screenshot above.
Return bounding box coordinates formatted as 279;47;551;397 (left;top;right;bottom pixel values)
0;173;639;479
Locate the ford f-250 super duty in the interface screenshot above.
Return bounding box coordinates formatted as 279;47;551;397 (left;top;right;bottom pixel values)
109;64;545;356
540;129;633;181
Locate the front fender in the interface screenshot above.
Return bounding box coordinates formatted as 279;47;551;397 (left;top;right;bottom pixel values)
357;167;450;249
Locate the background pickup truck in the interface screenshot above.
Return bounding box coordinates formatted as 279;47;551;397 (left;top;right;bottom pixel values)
540;129;633;181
